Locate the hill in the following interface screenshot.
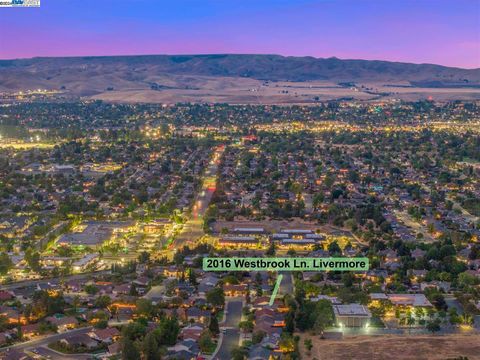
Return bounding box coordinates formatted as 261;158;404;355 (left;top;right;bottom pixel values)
1;54;479;103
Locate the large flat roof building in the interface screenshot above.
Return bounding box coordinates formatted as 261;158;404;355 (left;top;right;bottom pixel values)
333;304;371;328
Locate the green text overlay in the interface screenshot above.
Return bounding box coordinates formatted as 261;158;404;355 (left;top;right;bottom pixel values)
203;257;369;272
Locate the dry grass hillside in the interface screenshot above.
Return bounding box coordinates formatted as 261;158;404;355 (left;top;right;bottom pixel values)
299;334;480;360
1;54;479;103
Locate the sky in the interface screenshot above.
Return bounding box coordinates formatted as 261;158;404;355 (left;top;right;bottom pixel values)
0;0;479;68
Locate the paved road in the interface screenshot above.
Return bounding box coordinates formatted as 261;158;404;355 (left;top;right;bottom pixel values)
2;271;110;292
174;146;223;248
224;299;242;327
212;329;239;360
279;272;294;296
212;300;242;360
30;345;93;360
1;327;93;356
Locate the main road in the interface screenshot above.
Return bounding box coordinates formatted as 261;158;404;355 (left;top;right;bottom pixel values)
173;145;224;249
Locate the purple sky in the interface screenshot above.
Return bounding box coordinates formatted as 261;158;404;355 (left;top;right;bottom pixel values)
0;0;479;68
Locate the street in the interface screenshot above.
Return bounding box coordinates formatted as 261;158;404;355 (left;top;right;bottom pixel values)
212;299;242;360
174;146;224;248
2;271;110;292
2;326;92;354
279;272;294;296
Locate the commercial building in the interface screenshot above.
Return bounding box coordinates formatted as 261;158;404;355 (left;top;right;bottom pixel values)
333;304;371;328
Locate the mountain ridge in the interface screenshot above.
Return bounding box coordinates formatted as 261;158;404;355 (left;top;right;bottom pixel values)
1;54;479;102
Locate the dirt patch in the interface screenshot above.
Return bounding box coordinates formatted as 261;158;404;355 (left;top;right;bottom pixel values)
299;333;480;360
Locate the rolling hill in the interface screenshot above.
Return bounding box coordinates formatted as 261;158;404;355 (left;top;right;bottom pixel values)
1;54;479;103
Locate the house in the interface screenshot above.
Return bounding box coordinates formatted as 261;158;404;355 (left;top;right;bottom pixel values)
20;323;41;337
249;345;275;360
112;283;131;296
0;291;14;302
165;349;196;360
420;281;451;292
254;316;282;336
0;332;9;346
162;308;187;322
0;349;32;360
223;284;247;296
186;307;210;324
0;306;22;324
310;295;341;304
133;276;150;288
180;324;204;341
64;280;83;292
107;342;121;356
166;339;199;360
219;236;258;248
45;315;78;332
362;269;388;282
60;334;98;350
333;304;371;328
163;266;181;278
88;327;120;344
411;248;426;260
72;254;99;272
408;269;428;282
370;293;433;308
252;296;270;308
387;294;433;308
232;227;266;235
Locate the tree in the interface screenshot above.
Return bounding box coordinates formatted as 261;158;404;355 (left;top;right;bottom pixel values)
136;299;154;317
265;242;276;256
245;284;251;304
198;330;215;353
94;319;108;329
239;320;254;333
327;241;341;255
24;249;41;273
252;330;266;344
313;300;334;336
32;290;65;317
188;268;197;285
285;310;295;334
122;337;140;360
0;253;13;275
458;272;479;287
426;320;441;334
72;295;81;313
95;295;112;309
231;346;248;360
142;332;161;360
129;284;138;296
279;333;295;353
209;315;220;336
122;321;147;341
304;338;313;352
206;288;225;308
84;284;99;295
138;251;150;264
155;317;180;346
342;272;355;288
